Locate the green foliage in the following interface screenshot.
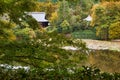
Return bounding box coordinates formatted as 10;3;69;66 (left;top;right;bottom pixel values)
0;66;120;80
1;0;88;68
0;33;88;79
6;0;38;25
14;27;36;40
72;30;97;39
23;15;39;29
38;0;58;3
91;1;120;40
109;22;120;39
57;0;70;22
60;20;71;33
47;0;96;33
1;0;120;79
101;0;120;2
0;20;16;41
35;0;58;19
0;0;39;41
0;31;88;68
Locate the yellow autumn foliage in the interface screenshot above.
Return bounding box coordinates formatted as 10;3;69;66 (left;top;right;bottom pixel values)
50;12;58;23
91;1;120;40
35;1;58;19
109;22;120;39
0;20;16;41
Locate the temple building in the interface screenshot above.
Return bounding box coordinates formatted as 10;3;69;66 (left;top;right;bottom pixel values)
28;12;49;27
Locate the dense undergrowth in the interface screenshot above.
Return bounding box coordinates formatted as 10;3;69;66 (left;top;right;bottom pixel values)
0;66;120;80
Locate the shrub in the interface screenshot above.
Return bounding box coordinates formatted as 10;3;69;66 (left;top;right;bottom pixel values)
0;66;120;80
72;30;97;39
60;20;72;33
14;27;36;40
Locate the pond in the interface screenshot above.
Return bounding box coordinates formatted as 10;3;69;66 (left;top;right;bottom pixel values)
88;50;120;73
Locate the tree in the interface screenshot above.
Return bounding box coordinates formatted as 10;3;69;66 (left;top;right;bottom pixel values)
49;11;58;26
58;0;70;22
91;1;120;40
0;32;88;69
49;0;71;32
0;0;39;41
35;0;58;19
0;0;88;70
60;20;71;33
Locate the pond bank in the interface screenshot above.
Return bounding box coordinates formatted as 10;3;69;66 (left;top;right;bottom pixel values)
82;39;120;52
